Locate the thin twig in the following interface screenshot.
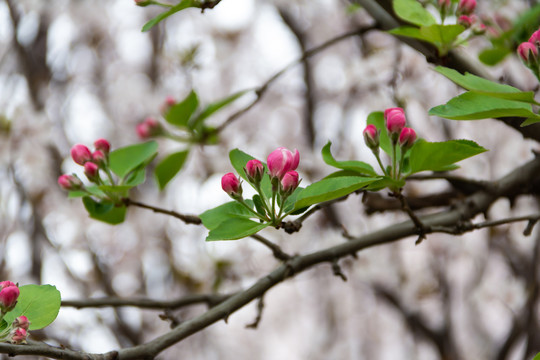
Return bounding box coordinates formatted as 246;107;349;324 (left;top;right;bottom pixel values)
216;26;377;133
245;296;265;329
61;293;234;310
123;198;202;225
250;234;291;261
394;192;428;244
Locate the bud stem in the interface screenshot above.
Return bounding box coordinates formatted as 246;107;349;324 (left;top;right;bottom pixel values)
372;150;388;176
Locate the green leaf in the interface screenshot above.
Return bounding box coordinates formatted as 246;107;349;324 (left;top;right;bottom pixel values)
282;186;304;214
429;92;540;120
390;25;465;54
533;352;540;360
434;66;539;103
154;150;190;190
200;200;255;230
3;285;60;330
365;176;406;191
206;218;269;241
191;89;251;129
392;0;436;27
109;141;158;179
164;90;199;128
366;111;392;155
83;197;126;225
142;0;199;32
294;176;378;210
408;139;487;174
478;47;511;66
322;141;378;176
229;149;272;197
252;195;267;217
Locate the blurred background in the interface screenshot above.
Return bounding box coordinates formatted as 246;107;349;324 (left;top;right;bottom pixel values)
1;0;540;359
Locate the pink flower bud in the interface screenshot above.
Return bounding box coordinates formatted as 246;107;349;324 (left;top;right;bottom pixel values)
245;159;264;184
136;117;163;139
399;127;417;149
58;174;83;191
363;124;379;150
267;147;300;180
0;281;16;289
438;0;451;12
472;23;487;36
518;42;539;64
0;284;19;312
13;316;30;330
221;173;242;198
457;0;476;15
160;96;177;114
84;162;99;181
458;15;473;28
529;29;540;46
92;150;106;166
70;144;92;165
281;171;299;195
94;138;110;154
384;107;406;140
9;328;27;344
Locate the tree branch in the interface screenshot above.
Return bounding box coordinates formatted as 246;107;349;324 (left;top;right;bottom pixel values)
62;293;234;310
3;154;540;359
123;198;202;225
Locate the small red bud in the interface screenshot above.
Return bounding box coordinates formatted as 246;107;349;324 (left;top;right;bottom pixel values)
70;144;92;165
84;162;100;182
221;173;242;198
94;139;110;154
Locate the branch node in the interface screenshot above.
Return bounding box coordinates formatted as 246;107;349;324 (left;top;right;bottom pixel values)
523;218;538;236
245;296;265;329
282;220;302;234
332;258;347;282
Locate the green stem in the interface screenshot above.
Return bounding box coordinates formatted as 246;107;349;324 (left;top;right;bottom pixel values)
254;183;272;219
236;198;267;221
373;150;388;176
104;168;115;186
392;140;398;180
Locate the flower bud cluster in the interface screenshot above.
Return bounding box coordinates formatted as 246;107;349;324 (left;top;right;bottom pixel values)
363;107;417;182
136;117;164;139
436;0;484;33
221;148;301;226
517;28;540;79
58;139;112;191
0;281;29;344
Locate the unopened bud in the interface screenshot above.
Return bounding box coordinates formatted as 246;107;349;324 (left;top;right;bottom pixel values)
0;283;19;313
529;29;540;46
58;174;83;191
13;316;30;330
267;148;300;180
281;171;300;195
94;138;110;154
221;173;242;198
136;117;163;139
363;124;379;150
160;96;177;114
457;0;476;16
245;159;265;184
9;328;27;344
384;107;406;142
84;162;100;182
517;42;538;65
70;144;92;165
399;127;417;150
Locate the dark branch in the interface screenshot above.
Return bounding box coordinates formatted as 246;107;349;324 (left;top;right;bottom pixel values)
123;198;202;225
62;293;234;310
